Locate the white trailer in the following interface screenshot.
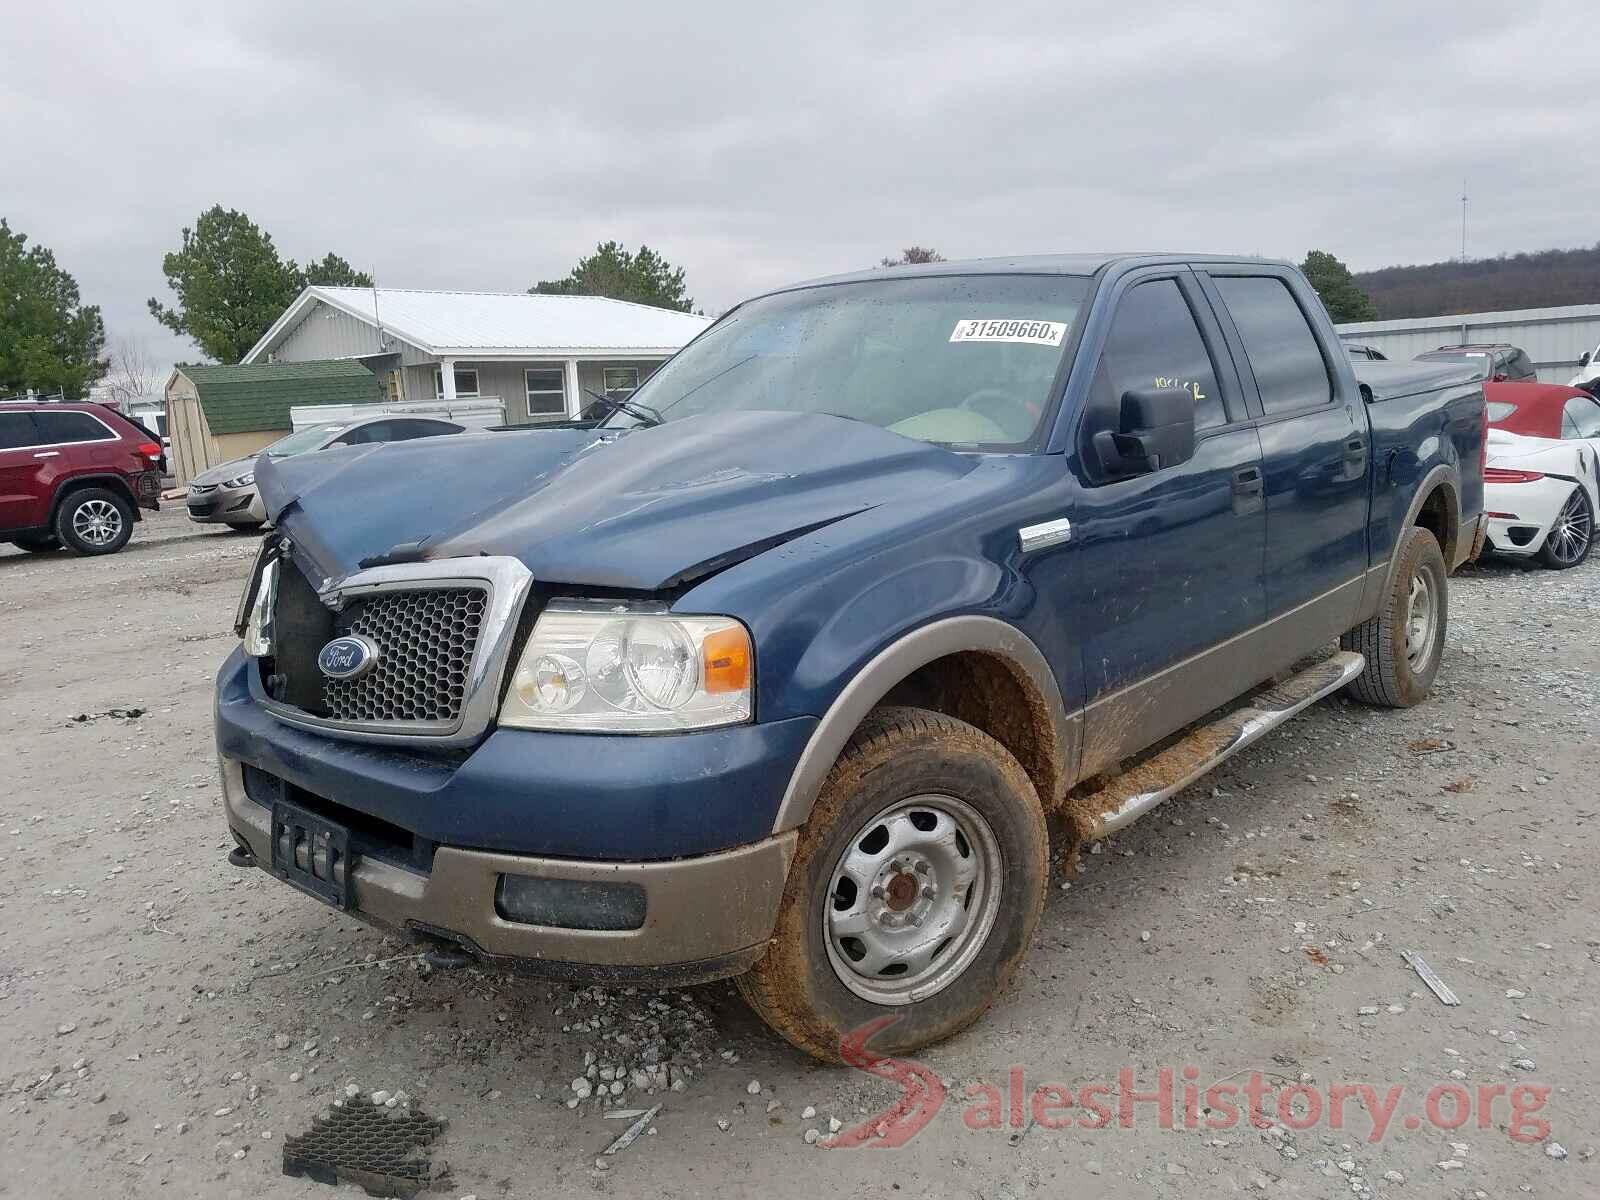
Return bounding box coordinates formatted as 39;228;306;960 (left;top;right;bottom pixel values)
289;396;507;432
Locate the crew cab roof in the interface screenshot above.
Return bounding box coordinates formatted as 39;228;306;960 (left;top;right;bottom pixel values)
771;252;1295;294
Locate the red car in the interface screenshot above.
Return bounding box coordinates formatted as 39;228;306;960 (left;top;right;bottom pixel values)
0;401;164;556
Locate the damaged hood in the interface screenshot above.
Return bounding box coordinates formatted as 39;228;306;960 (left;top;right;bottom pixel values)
258;411;977;590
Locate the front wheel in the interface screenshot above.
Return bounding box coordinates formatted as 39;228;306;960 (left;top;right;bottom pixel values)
55;488;134;556
737;707;1047;1063
1538;486;1593;570
1341;526;1447;707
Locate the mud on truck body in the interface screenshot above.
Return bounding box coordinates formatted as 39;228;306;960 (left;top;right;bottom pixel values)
217;253;1486;1061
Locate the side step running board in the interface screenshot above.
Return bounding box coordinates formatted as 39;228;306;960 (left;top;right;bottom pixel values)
1085;651;1366;837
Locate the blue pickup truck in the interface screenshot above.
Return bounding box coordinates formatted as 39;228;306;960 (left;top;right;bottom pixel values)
218;254;1485;1061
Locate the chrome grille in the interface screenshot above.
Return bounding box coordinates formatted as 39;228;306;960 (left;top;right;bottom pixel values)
323;587;488;724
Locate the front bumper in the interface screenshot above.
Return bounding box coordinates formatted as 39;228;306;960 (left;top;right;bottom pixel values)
187;483;265;525
214;648;815;982
222;758;795;982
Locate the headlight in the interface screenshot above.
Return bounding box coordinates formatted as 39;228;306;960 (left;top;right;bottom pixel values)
225;472;255;488
242;558;277;656
499;601;752;732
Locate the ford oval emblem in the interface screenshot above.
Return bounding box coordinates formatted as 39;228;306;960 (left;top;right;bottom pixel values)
318;634;380;681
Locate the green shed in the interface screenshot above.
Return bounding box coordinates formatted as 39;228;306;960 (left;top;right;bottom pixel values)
165;360;380;485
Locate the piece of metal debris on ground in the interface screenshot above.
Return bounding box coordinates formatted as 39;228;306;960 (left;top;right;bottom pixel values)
601;1103;662;1157
1401;949;1462;1006
281;1098;448;1198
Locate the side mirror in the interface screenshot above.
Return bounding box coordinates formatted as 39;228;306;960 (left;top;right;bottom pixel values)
1491;372;1508;382
1092;387;1197;477
1580;351;1592;369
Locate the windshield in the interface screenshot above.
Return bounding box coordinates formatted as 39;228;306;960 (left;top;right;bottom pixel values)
263;423;344;457
610;274;1092;447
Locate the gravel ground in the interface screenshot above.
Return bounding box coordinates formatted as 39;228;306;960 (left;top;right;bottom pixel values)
2;506;1596;1198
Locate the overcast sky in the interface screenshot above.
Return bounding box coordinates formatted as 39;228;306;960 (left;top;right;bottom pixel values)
4;0;1596;378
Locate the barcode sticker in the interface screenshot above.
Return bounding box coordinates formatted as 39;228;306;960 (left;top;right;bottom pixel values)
949;318;1067;347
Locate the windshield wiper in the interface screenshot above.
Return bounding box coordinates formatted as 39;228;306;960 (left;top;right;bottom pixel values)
584;388;664;427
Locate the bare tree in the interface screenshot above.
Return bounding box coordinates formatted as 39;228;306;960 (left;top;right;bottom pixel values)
103;336;162;409
880;246;946;267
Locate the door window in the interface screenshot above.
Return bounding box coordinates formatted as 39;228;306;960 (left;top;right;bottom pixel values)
31;410;117;444
380;419;457;441
1563;396;1600;439
0;413;40;449
1091;278;1226;436
1213;276;1333;415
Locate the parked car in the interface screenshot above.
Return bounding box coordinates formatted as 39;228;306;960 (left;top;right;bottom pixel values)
1571;340;1600;393
1416;343;1538;382
0;401;164;555
215;253;1485;1061
1343;342;1389;361
1479;381;1600;568
187;414;465;530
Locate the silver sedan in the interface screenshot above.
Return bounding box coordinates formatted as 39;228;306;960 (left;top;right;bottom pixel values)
185;415;465;529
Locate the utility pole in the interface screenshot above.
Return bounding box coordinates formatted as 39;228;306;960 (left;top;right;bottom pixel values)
1460;180;1468;262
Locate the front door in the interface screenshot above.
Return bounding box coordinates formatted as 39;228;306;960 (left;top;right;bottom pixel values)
1061;270;1268;775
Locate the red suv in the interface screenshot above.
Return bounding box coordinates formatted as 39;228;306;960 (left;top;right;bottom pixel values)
0;401;164;556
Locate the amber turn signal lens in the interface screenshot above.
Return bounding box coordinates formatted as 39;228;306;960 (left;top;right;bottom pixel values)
701;625;752;694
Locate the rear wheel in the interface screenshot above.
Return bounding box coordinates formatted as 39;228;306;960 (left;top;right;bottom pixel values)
736;707;1047;1063
12;534;61;553
1341;526;1447;707
55;488;134;556
1538;486;1593;570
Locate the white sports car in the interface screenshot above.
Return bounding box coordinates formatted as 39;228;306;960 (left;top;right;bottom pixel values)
1481;382;1600;569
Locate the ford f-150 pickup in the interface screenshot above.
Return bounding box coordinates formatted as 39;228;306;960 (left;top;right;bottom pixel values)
216;253;1486;1061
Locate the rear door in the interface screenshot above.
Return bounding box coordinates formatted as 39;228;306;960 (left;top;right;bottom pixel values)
1063;268;1268;772
1199;268;1369;641
0;411;48;531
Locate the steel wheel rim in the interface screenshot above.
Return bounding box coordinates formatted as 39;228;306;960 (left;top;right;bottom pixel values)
821;793;1003;1005
72;499;123;547
1547;491;1592;564
1405;568;1438;669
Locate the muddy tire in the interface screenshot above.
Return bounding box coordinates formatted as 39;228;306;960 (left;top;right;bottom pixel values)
1341;526;1447;707
54;488;133;556
736;706;1047;1063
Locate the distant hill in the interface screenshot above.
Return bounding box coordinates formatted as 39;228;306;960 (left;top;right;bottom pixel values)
1354;244;1600;320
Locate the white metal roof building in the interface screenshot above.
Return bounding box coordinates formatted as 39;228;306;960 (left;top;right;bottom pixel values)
1336;303;1600;385
243;287;713;425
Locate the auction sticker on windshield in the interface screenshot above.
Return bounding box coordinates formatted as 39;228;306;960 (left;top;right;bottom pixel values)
949;319;1067;347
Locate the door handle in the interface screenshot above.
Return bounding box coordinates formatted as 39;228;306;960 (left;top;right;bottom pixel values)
1231;465;1264;515
33;451;60;458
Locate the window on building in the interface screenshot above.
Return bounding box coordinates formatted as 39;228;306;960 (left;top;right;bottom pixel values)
525;368;567;417
1213;276;1333;416
31;410;117;444
602;366;641;398
432;366;479;398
